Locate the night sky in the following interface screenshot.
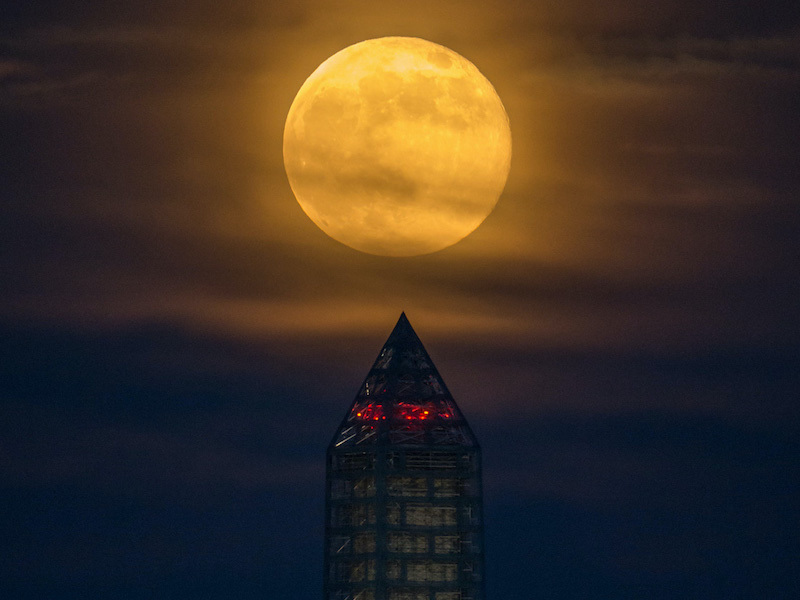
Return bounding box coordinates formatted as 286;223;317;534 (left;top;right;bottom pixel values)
2;1;799;598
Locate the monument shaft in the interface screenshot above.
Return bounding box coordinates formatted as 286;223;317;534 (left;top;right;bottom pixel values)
324;314;484;600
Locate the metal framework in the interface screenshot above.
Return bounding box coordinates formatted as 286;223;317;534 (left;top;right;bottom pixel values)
325;313;484;600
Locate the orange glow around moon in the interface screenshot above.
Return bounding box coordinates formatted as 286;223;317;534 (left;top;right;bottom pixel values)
283;37;512;256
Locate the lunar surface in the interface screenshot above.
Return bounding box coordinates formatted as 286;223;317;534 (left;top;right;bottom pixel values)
283;37;512;256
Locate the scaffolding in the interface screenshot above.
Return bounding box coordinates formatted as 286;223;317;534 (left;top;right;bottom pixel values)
325;314;484;600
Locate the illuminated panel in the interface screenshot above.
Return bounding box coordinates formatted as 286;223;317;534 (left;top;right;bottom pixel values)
350;401;455;422
395;401;454;421
351;403;386;421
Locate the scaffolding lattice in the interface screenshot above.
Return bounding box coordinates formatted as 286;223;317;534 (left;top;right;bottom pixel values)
325;314;484;600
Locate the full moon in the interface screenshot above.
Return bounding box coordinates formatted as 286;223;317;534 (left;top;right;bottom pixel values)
283;37;512;256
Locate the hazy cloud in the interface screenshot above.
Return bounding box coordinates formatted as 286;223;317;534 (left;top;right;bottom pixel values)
2;1;798;597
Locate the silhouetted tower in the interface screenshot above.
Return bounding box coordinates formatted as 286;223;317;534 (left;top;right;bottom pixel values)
325;313;484;600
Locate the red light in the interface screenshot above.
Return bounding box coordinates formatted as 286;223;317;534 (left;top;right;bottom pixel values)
353;401;453;422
